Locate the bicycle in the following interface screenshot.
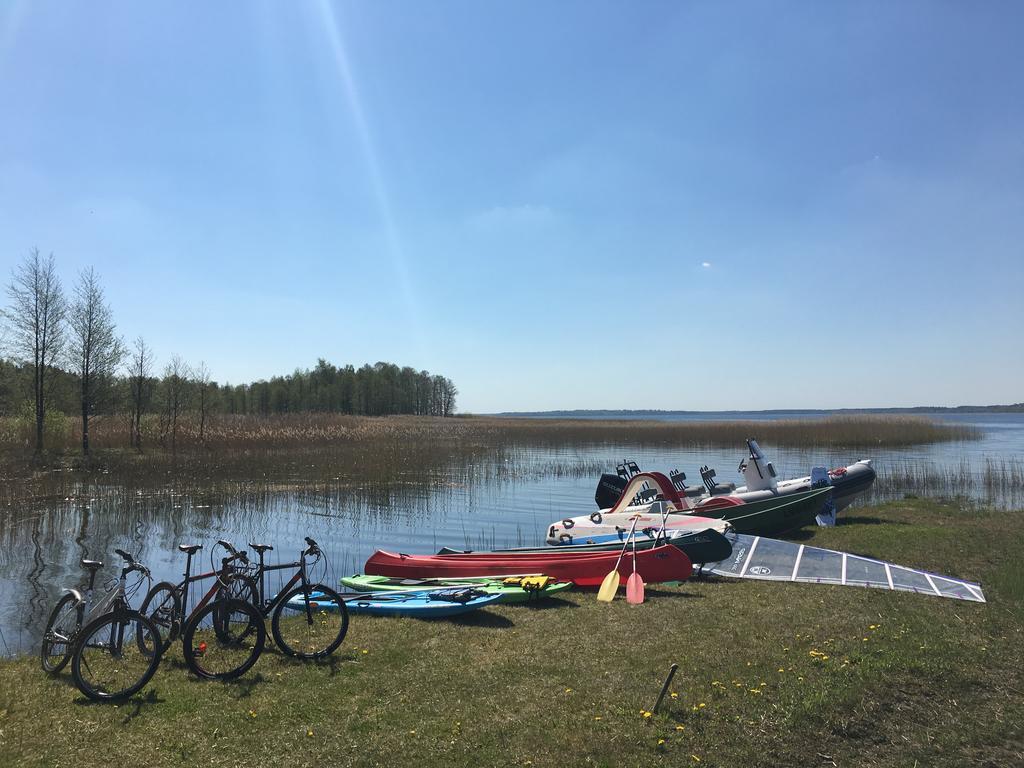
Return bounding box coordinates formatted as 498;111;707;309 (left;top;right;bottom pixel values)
138;541;266;681
41;556;113;674
67;549;165;702
223;537;348;659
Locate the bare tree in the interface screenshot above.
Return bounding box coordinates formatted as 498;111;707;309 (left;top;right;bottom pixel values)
440;377;458;417
128;336;154;451
3;249;67;455
158;355;190;452
194;361;213;443
68;268;125;455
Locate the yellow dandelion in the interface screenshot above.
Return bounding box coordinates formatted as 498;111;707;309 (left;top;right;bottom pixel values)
409;730;416;735
692;756;701;763
594;716;602;721
361;649;369;654
565;688;572;693
658;739;666;746
670;692;678;699
869;624;877;630
675;725;685;731
778;668;785;673
248;710;257;718
698;702;706;709
760;682;767;687
643;711;652;719
862;637;869;642
306;730;314;738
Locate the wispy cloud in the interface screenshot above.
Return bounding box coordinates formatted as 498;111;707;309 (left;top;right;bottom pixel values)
701;261;712;268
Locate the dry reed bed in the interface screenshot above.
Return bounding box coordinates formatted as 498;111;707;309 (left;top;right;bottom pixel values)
0;413;980;455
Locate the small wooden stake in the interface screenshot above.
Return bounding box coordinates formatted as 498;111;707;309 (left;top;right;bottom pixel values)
652;663;678;713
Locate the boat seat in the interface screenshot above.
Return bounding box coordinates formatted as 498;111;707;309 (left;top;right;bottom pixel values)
80;559;103;570
249;543;274;554
177;544;202;555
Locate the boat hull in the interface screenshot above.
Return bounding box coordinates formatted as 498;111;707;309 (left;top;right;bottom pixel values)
364;544;693;587
446;527;733;565
551;488;834;540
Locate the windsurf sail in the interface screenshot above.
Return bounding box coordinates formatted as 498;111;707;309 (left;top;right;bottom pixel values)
701;533;985;603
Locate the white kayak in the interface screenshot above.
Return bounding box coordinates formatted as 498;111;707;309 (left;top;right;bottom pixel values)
547;508;728;545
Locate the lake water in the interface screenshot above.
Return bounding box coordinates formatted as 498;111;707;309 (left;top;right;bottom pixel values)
2;412;1021;655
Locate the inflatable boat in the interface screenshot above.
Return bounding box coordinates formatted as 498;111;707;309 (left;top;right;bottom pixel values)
594;440;875;514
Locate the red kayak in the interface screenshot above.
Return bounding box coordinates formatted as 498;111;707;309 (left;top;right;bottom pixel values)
364;544;692;587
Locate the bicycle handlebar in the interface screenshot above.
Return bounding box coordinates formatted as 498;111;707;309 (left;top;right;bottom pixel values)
304;537;320;555
115;548;136;564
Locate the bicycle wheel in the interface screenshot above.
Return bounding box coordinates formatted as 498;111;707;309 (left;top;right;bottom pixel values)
182;598;265;681
272;584;349;659
40;593;82;674
220;572;258;605
70;610;163;702
138;581;182;655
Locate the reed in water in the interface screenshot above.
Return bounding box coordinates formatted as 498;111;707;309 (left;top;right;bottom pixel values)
0;412;980;458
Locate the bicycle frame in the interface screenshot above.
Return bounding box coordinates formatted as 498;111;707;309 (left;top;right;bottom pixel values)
250;550;311;616
81;553;147;651
172;547;247;628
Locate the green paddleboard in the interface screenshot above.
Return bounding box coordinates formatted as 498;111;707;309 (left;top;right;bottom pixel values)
340;574;573;604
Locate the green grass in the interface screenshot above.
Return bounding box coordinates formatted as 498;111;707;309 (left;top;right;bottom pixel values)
2;498;1022;768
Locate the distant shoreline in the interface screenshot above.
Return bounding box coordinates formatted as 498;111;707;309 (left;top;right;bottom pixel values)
492;404;1024;418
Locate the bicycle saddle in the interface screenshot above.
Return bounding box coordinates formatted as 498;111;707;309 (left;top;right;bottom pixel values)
177;544;202;554
249;543;274;554
80;559;103;570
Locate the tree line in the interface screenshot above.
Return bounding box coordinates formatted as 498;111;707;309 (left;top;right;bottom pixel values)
0;249;458;457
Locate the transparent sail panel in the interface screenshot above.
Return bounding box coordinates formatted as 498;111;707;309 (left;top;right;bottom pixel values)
704;534;985;603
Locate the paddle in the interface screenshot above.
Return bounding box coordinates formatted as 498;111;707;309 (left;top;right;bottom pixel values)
597;515;639;602
626;521;645;604
651;499;672;547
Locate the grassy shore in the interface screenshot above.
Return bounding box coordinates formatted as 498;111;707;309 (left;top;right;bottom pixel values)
1;497;1021;768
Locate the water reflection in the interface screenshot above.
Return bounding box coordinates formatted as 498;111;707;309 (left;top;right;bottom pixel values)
2;416;1022;655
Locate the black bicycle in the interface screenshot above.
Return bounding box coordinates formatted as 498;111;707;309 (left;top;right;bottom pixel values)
68;549;165;702
138;541;265;680
224;537;348;659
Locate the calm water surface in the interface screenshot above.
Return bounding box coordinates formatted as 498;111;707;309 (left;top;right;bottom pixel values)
2;412;1021;654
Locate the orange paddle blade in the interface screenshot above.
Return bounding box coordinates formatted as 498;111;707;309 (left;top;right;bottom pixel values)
626;572;645;604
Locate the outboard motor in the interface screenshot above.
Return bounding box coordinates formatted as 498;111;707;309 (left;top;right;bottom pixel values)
595;472;628;509
738;439;778;493
597;460;642;508
811;466;837;526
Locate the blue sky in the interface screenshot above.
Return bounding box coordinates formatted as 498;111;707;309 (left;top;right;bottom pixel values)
1;2;1021;412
